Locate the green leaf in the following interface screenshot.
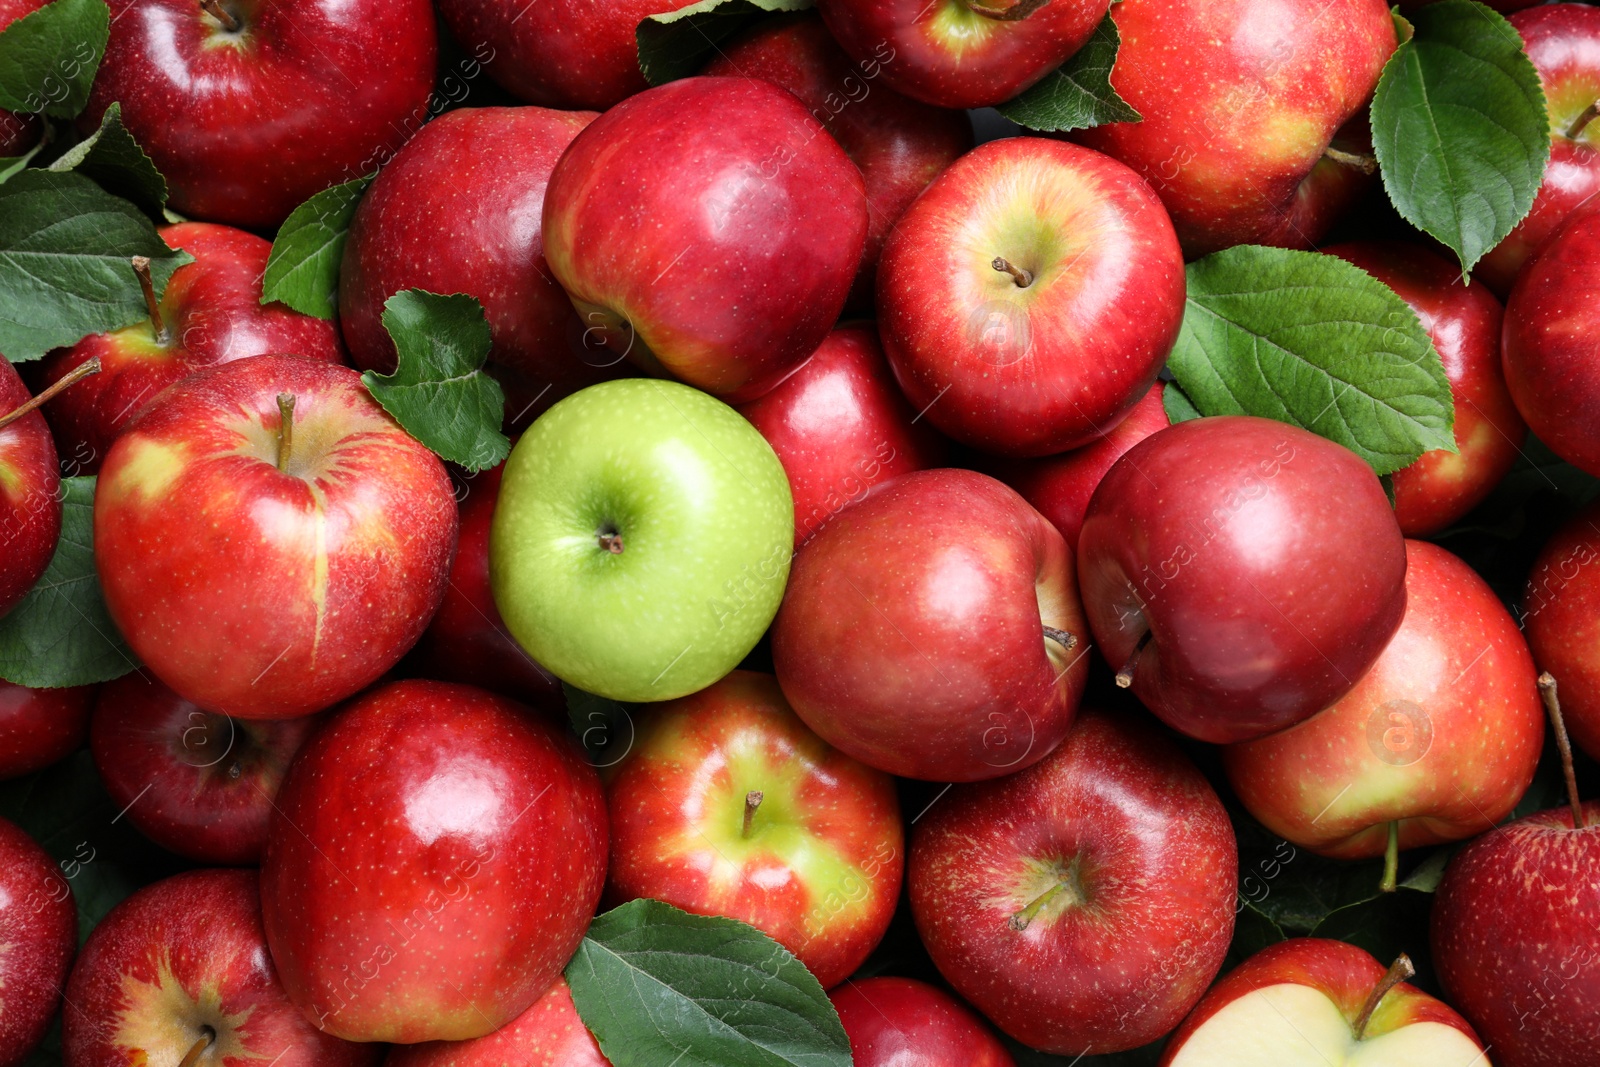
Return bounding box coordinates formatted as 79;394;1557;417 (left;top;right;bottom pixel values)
1370;0;1548;274
1169;245;1455;476
362;290;509;472
0;168;190;361
0;0;107;118
259;172;373;319
637;0;814;86
0;476;138;687
1161;380;1201;424
48;102;166;215
563;682;637;768
566;898;851;1067
995;10;1141;132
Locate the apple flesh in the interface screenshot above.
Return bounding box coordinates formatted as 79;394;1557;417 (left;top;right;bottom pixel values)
772;468;1089;782
0;681;94;780
1525;501;1600;761
909;709;1238;1055
829;977;1015;1067
260;680;607;1043
541;76;868;402
605;671;903;989
877;137;1184;457
0;815;75;1067
1077;416;1408;744
384;978;609;1067
0;354;60;620
94;355;457;719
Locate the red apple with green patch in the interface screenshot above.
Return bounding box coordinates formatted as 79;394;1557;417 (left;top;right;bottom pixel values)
384;978;609;1067
0;815;75;1067
0;354;62;620
0;681;94;780
830;977;1015;1067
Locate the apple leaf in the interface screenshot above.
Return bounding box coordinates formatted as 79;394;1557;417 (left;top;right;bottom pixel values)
0;169;190;361
48;102;166;216
259;172;373;319
1168;245;1455;477
0;139;45;184
0;476;138;688
1370;0;1548;274
363;289;509;472
637;0;814;86
1161;380;1201;424
994;10;1141;132
0;0;108;119
566;898;852;1067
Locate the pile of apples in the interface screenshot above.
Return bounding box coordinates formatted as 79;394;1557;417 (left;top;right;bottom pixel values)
2;0;1600;1064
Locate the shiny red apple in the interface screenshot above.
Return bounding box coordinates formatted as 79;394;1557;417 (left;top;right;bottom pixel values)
829;977;1014;1067
1524;500;1600;761
0;355;60;619
384;978;608;1067
0;681;93;780
0;815;74;1067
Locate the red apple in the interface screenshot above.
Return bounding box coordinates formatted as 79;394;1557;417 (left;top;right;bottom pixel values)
85;0;437;229
0;681;93;780
1077;416;1408;743
877;137;1184;458
735;324;947;547
0;1;47;158
62;868;374;1067
1326;242;1524;534
384;978;608;1067
704;13;972;309
1224;539;1544;866
772;468;1089;782
94;355;457;719
984;381;1170;551
605;671;902;989
909;709;1237;1055
89;672;320;864
542;76;869;403
0;815;75;1067
0;354;60;619
339;106;616;432
816;0;1111;109
39;222;345;473
259;680;607;1043
1524;500;1600;761
1076;0;1397;257
829;977;1014;1067
1503;200;1600;476
1160;938;1488;1066
1476;4;1600;296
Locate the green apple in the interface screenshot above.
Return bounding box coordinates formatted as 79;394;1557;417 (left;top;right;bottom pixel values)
490;379;793;701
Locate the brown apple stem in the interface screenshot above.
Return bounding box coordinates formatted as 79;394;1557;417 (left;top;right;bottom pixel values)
991;256;1034;289
1380;821;1399;893
1538;672;1588;830
969;0;1051;21
177;1028;215;1067
1114;629;1153;689
741;790;763;838
1323;146;1379;175
275;393;295;473
1041;627;1077;652
130;255;170;345
0;357;101;432
1352;954;1415;1040
199;0;241;32
1567;102;1600;140
597;529;624;555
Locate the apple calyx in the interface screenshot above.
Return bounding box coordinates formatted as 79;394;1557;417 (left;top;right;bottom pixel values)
597;524;625;555
741;789;763;838
275;393;295;474
177;1027;216;1067
1567;102;1600;142
131;255;173;346
968;0;1052;22
1114;629;1153;688
1008;858;1085;932
0;356;101;432
199;0;242;33
991;256;1034;289
1379;820;1399;893
1351;953;1414;1040
1537;672;1589;830
1323;146;1379;175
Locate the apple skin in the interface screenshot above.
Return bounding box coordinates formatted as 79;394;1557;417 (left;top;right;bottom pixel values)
541;76;869;403
909;709;1237;1055
0;354;60;620
1076;0;1397;257
1159;938;1487;1066
816;0;1111;109
828;977;1015;1067
383;979;608;1067
735;324;947;548
1476;4;1600;296
1325;242;1524;535
1223;539;1544;858
1524;501;1600;761
704;13;973;310
89;672;320;865
62;868;375;1067
1430;800;1600;1067
0;815;75;1067
94;355;457;719
39;222;345;473
339;107;617;432
1503;198;1600;477
0;681;93;780
259;680;608;1044
877;137;1184;458
490;379;793;703
772;468;1089;782
984;381;1170;552
0;0;47;158
604;671;903;989
1077;415;1408;744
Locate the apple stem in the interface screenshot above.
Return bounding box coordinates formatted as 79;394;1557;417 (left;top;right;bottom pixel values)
1323;146;1378;175
1041;626;1077;652
741;790;763;838
597;528;624;555
1352;954;1414;1040
1567;102;1599;140
0;357;101;432
1380;821;1399;893
130;255;171;345
177;1028;215;1067
1114;629;1153;689
991;257;1034;289
1008;864;1083;932
1538;672;1588;830
275;393;295;473
199;0;241;32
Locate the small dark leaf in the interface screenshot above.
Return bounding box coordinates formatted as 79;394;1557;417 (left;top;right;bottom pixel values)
1311;887;1440;993
995;10;1141;132
637;0;814;86
259;172;373;319
48;102;166;215
1161;380;1202;424
0;0;108;119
